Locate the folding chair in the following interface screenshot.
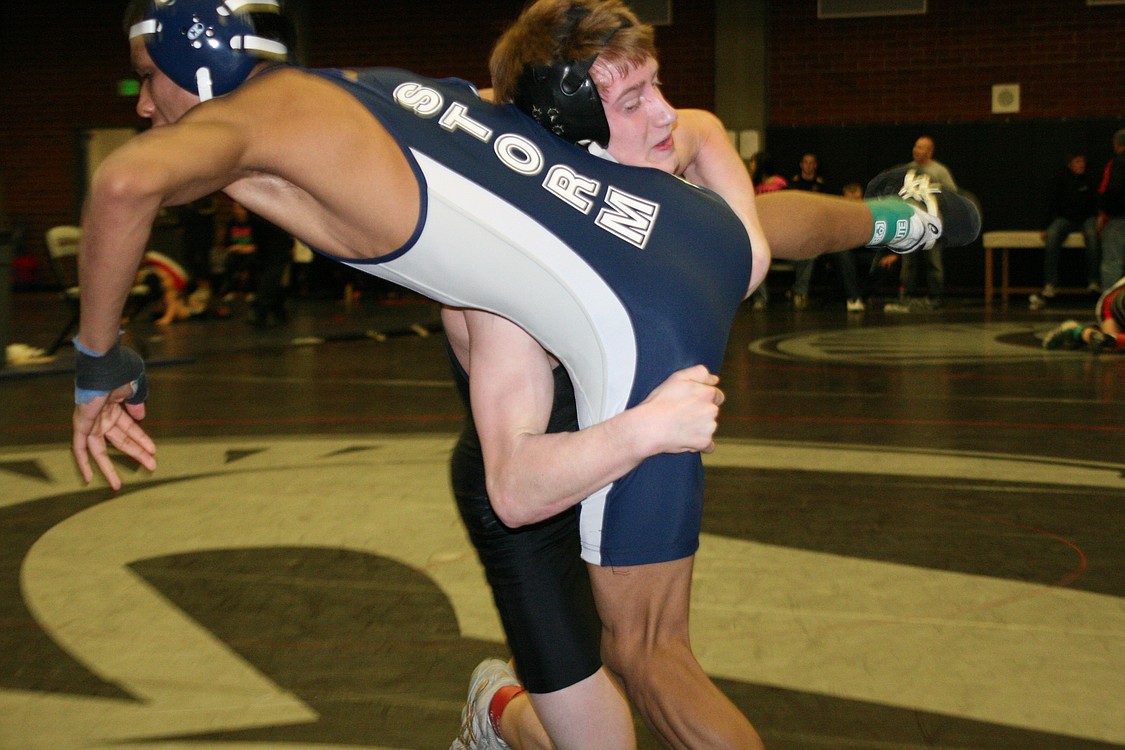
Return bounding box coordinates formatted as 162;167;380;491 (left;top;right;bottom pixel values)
44;225;151;355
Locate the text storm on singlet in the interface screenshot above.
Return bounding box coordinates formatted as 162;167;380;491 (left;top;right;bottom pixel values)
393;81;660;250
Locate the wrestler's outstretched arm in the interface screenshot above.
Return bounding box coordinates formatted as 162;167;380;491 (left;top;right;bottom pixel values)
72;59;422;489
72;117;253;487
456;308;723;528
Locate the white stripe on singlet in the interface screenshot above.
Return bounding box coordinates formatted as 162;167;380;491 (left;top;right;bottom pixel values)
344;150;641;563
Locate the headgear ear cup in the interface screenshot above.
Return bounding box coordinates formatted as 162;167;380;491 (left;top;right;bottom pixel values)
129;0;289;101
512;10;631;147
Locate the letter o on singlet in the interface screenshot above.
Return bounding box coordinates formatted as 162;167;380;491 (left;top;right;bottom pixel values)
494;133;544;176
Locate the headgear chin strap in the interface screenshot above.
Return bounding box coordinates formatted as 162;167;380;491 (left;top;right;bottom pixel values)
129;0;289;101
513;10;631;148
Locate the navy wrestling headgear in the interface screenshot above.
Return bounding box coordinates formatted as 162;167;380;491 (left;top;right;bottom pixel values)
513;9;631;148
129;0;289;101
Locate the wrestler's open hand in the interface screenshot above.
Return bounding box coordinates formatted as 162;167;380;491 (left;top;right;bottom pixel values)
637;364;724;455
72;384;156;491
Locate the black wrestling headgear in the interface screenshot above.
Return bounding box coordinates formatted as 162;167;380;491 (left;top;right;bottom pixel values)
513;9;631;148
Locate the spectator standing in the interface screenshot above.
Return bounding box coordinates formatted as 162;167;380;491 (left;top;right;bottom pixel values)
834;182;868;311
1099;129;1125;291
217;200;258;303
178;195;219;311
788;153;827;310
885;135;956;313
248;211;293;328
788;156;865;312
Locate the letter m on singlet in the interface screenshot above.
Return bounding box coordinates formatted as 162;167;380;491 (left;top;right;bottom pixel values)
596;187;660;249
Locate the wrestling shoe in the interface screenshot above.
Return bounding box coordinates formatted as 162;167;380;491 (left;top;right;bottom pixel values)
883;300;913;314
865;167;982;253
450;659;518;750
1042;320;1081;350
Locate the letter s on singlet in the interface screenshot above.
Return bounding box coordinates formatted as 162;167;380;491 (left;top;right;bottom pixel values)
393;82;445;117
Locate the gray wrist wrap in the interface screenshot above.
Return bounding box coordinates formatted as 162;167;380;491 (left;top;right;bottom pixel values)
75;343;148;405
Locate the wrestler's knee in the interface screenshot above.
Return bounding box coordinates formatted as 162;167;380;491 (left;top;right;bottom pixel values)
600;621;691;688
598;625;637;683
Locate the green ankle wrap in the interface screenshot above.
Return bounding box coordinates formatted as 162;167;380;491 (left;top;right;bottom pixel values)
866;198;916;246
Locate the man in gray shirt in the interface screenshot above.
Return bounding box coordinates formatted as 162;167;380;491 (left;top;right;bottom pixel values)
886;135;958;312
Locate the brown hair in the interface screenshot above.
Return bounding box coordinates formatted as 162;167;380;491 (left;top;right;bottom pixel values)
489;0;655;103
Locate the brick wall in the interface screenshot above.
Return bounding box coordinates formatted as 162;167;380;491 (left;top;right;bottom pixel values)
764;0;1124;291
1;3;142;283
769;0;1124;125
300;0;714;109
2;1;1118;292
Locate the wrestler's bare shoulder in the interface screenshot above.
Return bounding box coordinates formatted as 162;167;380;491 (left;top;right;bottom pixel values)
201;68;420;261
191;68;387;147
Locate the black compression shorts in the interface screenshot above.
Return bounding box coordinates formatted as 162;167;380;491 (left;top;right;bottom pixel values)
449;353;602;694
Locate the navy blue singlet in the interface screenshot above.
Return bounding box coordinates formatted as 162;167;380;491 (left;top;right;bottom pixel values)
309;67;751;565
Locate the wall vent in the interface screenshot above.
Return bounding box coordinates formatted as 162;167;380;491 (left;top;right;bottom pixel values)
991;83;1021;114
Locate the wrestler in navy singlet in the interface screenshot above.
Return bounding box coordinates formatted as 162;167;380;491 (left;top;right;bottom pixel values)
309;67;752;566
